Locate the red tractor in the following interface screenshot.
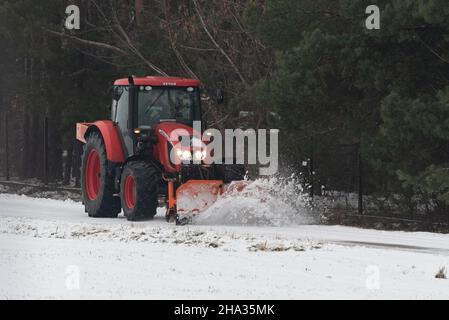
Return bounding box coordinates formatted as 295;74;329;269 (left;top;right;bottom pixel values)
76;76;244;224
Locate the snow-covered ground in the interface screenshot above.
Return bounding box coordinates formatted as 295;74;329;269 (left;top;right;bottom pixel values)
1;193;449;299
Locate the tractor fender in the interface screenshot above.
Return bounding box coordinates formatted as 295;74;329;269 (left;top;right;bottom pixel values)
79;120;126;163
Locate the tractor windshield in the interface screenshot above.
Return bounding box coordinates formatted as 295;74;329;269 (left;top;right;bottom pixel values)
137;87;200;129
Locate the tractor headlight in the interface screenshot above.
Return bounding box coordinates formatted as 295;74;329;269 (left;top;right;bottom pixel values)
177;149;192;161
193;150;207;161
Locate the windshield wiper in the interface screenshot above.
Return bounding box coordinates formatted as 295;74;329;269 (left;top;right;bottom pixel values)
144;90;166;115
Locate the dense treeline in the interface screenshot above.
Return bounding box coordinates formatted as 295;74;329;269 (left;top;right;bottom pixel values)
1;0;449;215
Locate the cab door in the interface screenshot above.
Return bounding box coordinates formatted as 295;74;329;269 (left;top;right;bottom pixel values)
112;86;135;158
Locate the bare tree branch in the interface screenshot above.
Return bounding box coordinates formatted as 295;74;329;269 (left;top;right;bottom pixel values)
45;29;128;56
162;0;198;79
192;0;247;85
109;1;169;76
179;44;218;52
416;33;449;65
230;11;266;49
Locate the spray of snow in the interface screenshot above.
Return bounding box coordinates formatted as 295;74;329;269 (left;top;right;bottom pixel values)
193;176;315;226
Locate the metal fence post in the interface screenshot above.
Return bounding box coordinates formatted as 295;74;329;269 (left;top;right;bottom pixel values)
358;148;363;215
4;113;9;181
43;116;48;185
309;156;314;199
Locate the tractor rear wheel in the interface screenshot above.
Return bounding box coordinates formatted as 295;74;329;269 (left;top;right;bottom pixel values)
120;161;160;221
81;132;121;218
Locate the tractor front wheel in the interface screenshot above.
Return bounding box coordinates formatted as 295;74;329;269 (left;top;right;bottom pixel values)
120;161;160;221
81;132;121;218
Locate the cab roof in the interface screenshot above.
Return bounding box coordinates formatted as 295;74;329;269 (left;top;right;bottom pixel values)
114;76;200;87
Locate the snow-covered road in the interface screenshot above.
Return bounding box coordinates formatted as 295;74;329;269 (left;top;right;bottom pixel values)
1;194;449;299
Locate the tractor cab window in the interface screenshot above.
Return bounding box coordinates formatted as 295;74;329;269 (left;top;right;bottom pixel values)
115;87;129;127
111;86;124;121
137;87;199;129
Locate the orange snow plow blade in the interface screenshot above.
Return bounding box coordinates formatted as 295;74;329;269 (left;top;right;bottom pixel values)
176;180;252;216
176;180;224;215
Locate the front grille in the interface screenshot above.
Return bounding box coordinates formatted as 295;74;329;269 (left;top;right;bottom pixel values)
180;164;215;183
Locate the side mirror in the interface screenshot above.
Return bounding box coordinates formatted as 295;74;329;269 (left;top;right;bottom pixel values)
216;89;224;105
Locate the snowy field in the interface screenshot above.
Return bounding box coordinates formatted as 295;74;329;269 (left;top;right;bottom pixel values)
1;193;449;299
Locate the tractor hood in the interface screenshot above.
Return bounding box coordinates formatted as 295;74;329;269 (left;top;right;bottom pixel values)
152;122;203;173
154;122;196;139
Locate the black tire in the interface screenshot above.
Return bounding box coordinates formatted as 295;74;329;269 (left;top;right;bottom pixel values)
81;132;121;218
120;161;160;221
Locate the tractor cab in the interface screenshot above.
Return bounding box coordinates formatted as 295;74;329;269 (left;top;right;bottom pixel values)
110;77;202;160
111;77;201;128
